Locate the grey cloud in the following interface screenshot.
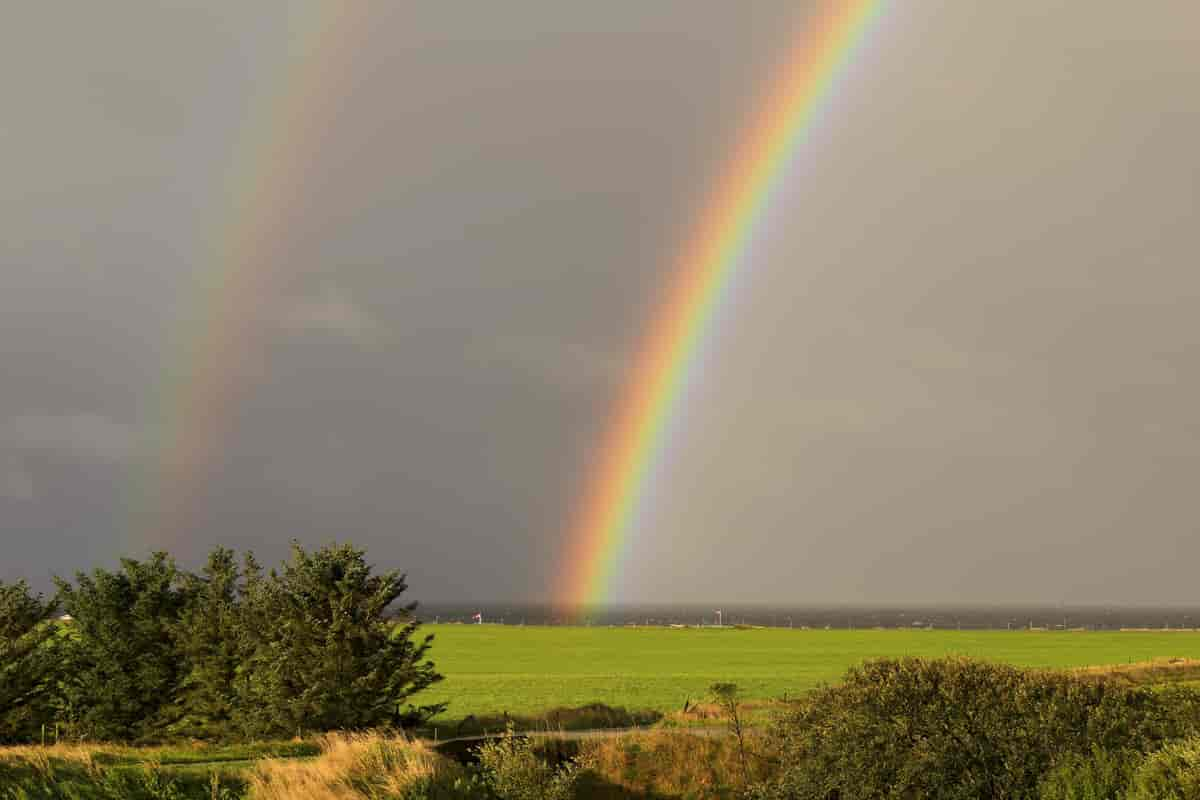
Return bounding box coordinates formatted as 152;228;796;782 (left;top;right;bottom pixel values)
481;335;623;388
1;457;34;501
2;1;1199;604
3;414;139;464
277;288;384;344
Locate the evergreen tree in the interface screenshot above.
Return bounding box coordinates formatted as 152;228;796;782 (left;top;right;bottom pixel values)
0;580;59;742
54;553;188;741
165;547;242;739
236;541;443;736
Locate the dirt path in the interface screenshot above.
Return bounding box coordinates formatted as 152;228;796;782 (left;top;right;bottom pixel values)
428;726;727;762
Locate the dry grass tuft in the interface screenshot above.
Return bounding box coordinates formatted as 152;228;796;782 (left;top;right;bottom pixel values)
247;731;462;800
579;729;774;800
0;742;119;776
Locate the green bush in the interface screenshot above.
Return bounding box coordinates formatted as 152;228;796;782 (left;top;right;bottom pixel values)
475;727;584;800
1037;746;1136;800
752;657;1200;800
1126;738;1200;800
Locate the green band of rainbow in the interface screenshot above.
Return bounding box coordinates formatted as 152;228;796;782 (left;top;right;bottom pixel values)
556;0;886;608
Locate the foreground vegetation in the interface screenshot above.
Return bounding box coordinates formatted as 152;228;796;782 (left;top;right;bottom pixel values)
8;658;1200;798
420;624;1200;723
9;543;1200;796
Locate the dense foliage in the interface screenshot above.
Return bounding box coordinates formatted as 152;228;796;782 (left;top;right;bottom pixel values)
0;542;441;743
476;727;584;800
0;580;60;742
751;657;1200;800
1125;737;1200;800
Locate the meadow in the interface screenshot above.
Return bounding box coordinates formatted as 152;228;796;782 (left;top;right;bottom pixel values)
7;627;1200;798
421;625;1200;722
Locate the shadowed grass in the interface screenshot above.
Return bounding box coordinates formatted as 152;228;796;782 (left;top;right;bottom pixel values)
0;741;317;799
577;729;774;800
425;703;662;739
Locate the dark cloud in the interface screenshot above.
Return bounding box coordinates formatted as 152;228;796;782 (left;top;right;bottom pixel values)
2;2;1199;604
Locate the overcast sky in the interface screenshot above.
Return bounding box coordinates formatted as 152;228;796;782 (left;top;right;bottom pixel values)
3;2;1199;605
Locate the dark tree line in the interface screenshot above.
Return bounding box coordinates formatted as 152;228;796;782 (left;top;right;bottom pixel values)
0;542;442;743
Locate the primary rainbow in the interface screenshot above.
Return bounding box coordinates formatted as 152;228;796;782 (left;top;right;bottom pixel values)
555;0;886;608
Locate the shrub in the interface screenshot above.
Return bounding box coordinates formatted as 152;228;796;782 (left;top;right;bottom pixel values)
476;727;583;800
1126;737;1200;800
1037;746;1136;800
752;657;1200;800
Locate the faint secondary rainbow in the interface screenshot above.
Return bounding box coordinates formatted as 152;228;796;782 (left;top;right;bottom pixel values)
131;6;368;549
556;0;886;608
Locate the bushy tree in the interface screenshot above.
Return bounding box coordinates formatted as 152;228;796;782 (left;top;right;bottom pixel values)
0;580;59;742
3;542;441;744
752;657;1200;800
235;541;443;737
54;553;188;741
164;547;243;739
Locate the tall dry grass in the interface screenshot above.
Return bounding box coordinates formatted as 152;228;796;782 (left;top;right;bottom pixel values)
246;732;464;800
0;742;141;781
0;742;110;769
578;729;774;800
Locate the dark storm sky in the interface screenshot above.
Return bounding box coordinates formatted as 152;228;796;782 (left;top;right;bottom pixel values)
3;2;1199;605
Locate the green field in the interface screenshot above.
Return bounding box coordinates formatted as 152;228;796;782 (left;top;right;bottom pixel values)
422;625;1200;722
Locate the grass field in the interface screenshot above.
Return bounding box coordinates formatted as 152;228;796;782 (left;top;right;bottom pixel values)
421;625;1200;723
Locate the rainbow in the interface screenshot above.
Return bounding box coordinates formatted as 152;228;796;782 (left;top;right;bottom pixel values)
555;0;886;608
133;6;368;548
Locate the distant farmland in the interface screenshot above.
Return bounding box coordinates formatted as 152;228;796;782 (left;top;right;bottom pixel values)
421;625;1200;722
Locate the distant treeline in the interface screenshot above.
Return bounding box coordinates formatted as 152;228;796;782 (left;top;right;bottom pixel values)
0;543;441;744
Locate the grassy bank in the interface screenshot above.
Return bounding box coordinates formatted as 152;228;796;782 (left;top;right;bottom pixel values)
0;731;754;800
421;625;1200;722
0;741;317;799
